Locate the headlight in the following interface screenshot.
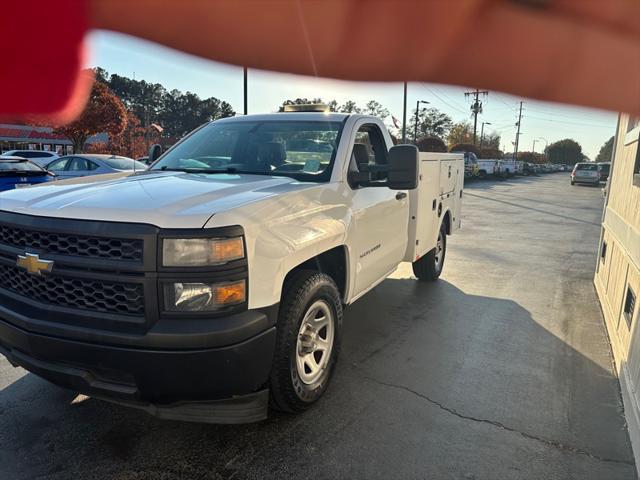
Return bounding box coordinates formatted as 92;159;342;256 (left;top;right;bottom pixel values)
163;280;246;311
162;237;244;267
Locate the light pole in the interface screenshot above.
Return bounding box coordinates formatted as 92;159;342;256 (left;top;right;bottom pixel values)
532;139;537;153
402;82;408;143
243;67;248;115
479;122;491;149
413;100;430;143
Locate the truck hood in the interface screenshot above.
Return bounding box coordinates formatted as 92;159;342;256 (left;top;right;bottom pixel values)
0;171;313;228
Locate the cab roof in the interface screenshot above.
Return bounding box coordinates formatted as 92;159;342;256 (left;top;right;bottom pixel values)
214;112;354;123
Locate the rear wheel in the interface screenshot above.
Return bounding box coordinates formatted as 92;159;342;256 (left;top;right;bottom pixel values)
269;270;342;413
412;223;447;281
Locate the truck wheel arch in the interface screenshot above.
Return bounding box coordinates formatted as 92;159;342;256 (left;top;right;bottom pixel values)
281;246;349;303
442;210;452;235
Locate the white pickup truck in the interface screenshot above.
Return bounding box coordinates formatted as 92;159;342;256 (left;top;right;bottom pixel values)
0;112;463;423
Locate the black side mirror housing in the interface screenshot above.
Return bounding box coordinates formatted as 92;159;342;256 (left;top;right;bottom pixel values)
387;144;419;190
148;144;162;163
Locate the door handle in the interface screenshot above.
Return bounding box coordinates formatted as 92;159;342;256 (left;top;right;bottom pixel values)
395;192;407;200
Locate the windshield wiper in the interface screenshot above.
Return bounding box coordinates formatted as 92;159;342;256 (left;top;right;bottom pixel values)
156;166;278;176
157;166;240;174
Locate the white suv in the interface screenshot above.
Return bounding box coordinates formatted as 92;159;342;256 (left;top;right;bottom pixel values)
1;150;59;167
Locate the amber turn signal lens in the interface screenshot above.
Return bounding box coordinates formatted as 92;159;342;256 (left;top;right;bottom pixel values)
212;237;244;263
214;280;246;305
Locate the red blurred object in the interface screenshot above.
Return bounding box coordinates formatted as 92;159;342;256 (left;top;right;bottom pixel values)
0;0;91;124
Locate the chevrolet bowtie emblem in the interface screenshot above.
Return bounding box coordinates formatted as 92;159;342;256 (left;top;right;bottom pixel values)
16;253;54;276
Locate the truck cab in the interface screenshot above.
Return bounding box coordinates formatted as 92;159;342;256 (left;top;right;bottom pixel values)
0;112;463;422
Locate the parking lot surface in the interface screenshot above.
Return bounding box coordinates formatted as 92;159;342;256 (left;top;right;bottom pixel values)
0;174;635;479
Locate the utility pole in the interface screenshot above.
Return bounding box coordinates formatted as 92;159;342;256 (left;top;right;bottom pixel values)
243;67;248;115
532;139;537;153
402;82;408;143
464;89;489;144
514;101;524;160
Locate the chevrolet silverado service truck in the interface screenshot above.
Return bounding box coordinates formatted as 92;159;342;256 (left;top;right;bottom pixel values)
0;112;463;423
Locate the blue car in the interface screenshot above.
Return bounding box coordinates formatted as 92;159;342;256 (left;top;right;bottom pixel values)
0;156;55;192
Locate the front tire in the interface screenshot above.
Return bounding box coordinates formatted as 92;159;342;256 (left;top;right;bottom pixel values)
413;223;447;281
269;270;342;413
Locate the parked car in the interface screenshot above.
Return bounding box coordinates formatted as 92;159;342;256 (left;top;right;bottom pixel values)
571;162;600;185
45;154;147;178
522;162;537;176
0;156;55;191
0;112;463;422
1;149;59;167
598;162;611;182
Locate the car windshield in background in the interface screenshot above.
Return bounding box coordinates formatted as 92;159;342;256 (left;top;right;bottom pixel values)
99;156;147;170
576;164;598;171
150;120;344;182
0;160;44;172
599;164;610;173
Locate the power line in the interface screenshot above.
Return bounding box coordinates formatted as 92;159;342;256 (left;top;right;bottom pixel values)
422;85;468;115
525;115;614;128
430;86;469;113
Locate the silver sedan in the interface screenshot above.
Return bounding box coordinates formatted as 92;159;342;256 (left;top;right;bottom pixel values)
45;154;147;179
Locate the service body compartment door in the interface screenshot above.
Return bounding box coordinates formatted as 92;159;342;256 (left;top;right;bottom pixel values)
440;160;459;196
405;153;463;261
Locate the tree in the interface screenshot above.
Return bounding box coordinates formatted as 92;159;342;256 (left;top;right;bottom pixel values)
450;143;480;157
409;107;453;140
107;110;147;158
447;121;473;148
481;131;501;150
338;100;362;114
546;139;583;165
596;136;614;162
363;100;389;120
517;151;546;164
416;136;447;152
99;69;235;139
54;80;127;153
479;148;504;159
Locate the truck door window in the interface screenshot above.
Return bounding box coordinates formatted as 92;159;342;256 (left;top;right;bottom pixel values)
351;124;390;181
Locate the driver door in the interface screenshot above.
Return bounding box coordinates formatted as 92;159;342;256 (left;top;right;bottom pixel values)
347;122;410;298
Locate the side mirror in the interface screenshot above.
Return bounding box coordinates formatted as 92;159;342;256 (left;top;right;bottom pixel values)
387;144;419;190
148;144;162;163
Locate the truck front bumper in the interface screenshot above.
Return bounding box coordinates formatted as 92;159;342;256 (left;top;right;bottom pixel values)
0;308;277;424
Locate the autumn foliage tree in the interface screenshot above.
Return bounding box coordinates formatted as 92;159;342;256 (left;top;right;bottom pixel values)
54;80;127;153
416;136;447;152
107;110;147;158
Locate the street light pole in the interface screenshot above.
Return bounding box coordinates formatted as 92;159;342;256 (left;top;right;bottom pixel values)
413;100;430;143
480;122;491;150
402;82;408;143
243;67;248;115
532;139;537;153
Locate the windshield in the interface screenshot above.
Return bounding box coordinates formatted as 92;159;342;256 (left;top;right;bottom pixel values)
576;163;598;171
598;163;610;173
98;156;147;170
0;160;44;172
151;120;344;182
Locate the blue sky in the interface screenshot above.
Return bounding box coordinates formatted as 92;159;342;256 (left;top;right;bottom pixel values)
87;31;617;159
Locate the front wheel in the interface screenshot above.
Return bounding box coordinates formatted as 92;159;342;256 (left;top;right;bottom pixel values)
413;223;447;281
269;270;342;413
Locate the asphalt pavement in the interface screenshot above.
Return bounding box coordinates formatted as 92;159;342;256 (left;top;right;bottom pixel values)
0;173;635;479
